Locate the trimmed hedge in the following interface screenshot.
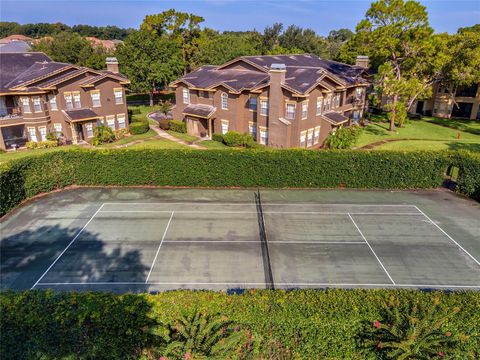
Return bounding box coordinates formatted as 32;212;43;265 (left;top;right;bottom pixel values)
1;290;479;359
168;120;187;133
1;149;479;216
129;120;150;135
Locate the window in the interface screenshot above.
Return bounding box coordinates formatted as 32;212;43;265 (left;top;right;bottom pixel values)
316;97;323;115
221;93;228;110
334;93;341;108
260;99;269;116
323;95;332;112
314;126;320;144
54;123;62;138
353;110;361;123
259;127;268;145
248;122;257;139
85;123;93;138
221;120;229;134
285;103;296;119
355;87;364;97
301;101;308;120
199;90;211;99
114;88;123;104
91;90;101;107
21;97;31;113
49;95;58;110
307;128;314;147
300;130;307;148
39;126;47;141
73;92;81;109
106;115;116;130
27;127;37;142
32;96;42;112
64;93;73;110
183;88;190;104
117;113;126;129
249;96;257;111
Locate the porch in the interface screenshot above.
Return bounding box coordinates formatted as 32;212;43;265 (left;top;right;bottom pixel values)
63;109;101;144
182;104;216;138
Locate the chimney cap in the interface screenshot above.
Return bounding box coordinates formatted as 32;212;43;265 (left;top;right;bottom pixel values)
270;63;286;71
356;55;369;60
106;57;118;64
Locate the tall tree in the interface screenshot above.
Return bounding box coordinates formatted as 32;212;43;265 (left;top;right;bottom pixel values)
116;30;183;105
141;9;204;74
261;23;283;54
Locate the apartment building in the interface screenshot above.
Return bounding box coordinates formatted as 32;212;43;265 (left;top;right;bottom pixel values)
0;52;129;150
414;83;480;120
170;54;371;148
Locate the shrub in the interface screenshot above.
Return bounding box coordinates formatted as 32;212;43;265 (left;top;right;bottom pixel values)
222;131;257;148
168;120;186;133
212;133;224;143
325;125;363;149
1;290;479;359
114;128;129;140
92;125;115;146
158;118;170;130
129;120;150;135
45;131;59;141
128;108;141;116
25;140;58;149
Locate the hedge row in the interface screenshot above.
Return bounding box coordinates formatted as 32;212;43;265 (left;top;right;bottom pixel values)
1;290;479;359
1;149;479;216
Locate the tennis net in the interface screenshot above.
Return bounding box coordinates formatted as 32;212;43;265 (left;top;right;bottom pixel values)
255;190;274;290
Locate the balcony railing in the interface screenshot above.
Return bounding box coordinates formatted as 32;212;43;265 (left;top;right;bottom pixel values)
0;106;23;120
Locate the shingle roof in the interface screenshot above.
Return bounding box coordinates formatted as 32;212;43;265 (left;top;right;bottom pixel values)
182;104;216;118
172;54;369;95
0;52;52;91
322;112;349;125
0;40;31;53
6;61;72;89
63;108;100;122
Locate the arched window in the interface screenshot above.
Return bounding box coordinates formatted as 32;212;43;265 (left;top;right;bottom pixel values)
221;93;229;110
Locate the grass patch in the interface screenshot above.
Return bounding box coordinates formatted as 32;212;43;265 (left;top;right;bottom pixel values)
166;130;198;143
0;145;80;164
424;116;480;136
376;139;480;152
126;137;189;149
198;140;230;149
99;129;157;148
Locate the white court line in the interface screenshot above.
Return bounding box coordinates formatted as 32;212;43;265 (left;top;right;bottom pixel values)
145;211;174;283
162;240;367;244
348;213;396;285
30;203;105;290
103;202;418;207
34;281;480;288
414;206;480;267
99;210;422;215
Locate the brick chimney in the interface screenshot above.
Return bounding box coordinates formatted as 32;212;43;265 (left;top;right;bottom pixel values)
268;63;288;148
355;55;369;69
106;57;119;73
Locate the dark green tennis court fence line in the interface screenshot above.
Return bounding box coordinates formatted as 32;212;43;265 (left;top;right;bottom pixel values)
1;149;479;216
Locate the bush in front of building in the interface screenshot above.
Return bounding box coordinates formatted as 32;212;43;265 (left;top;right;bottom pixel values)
212;133;224;143
325;125;363;149
113;129;129;140
25;140;58;149
222;131;257;148
92;125;116;146
129;121;150;135
168;120;186;133
1;290;479;359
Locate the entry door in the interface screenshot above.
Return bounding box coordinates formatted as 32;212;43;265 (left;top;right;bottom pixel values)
186;118;198;136
76;123;84;141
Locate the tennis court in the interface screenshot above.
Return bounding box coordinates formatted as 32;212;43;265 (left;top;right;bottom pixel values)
1;188;479;292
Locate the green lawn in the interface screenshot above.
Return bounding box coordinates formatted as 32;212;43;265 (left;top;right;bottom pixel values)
166;130;198;143
126;137;188;149
0;145;82;163
357;117;480;151
199;140;230;149
423;116;480;136
99;129;157;148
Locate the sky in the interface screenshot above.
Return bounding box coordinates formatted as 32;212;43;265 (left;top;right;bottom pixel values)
1;0;479;36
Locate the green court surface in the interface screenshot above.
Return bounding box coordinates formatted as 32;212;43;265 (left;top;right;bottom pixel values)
1;188;479;292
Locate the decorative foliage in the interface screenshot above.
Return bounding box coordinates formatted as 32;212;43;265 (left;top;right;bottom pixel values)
325;125;363;149
25;140;58;149
92;125;115;145
222;131;257;148
168;120;187;133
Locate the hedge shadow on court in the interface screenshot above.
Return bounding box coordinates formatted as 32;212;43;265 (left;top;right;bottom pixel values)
0;225;149;290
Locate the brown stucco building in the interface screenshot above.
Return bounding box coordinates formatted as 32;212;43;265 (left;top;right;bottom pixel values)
0;52;129;150
170;54;371;148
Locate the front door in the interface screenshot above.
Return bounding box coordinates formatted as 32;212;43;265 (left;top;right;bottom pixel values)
186;118;199;137
416;101;424;114
76;123;84;141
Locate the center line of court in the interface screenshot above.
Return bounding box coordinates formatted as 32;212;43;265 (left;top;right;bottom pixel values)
347;213;396;285
145;211;174;283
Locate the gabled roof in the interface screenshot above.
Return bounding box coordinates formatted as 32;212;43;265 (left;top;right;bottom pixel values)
0;52;52;92
0;34;33;44
0;40;31;53
322;112;349;125
7;62;73;89
63;108;100;122
170;54;369;96
182;104;217;119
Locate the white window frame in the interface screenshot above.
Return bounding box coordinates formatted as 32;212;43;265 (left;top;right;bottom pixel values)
49;95;58;111
117;113;126;129
249;96;257;111
54;123;62;138
221;93;229;110
32;96;42;113
27;127;37;142
39;126;47;141
91;90;101;107
221;119;229;135
64;92;73;110
21;97;31;113
248;122;257;139
85;123;93;138
316;97;323;115
323;95;332;113
106;115;116;130
301;101;308;120
183;88;190;104
300;130;306;148
334;93;341;108
260;99;269;116
114;88;123;105
259;127;268;145
314;126;320;144
307;128;314;147
73;92;81;109
285;102;296;119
